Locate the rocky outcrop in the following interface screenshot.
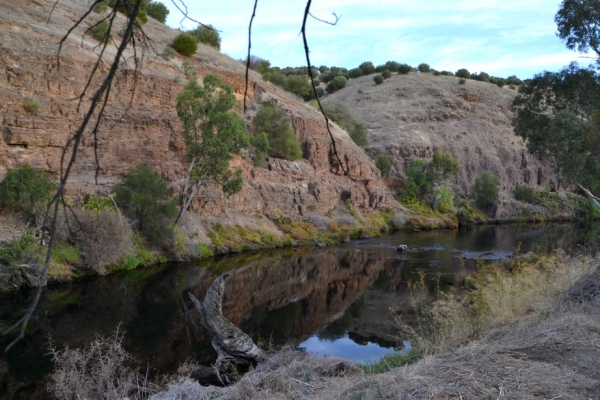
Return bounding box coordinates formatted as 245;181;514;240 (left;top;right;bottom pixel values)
0;0;397;231
327;73;561;218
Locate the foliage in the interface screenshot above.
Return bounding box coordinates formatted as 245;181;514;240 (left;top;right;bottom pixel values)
82;194;117;213
0;234;43;266
405;159;432;199
515;185;536;203
188;24;221;50
108;0;148;24
253;101;302;160
381;69;392;79
361;351;422;374
93;0;108;13
455;68;470;78
373;74;384;85
326;75;347;93
114;165;177;245
432;187;455;213
513;63;600;192
417;63;431;73
0;163;57;221
252;131;271;165
348;68;363;78
555;0;600;64
172;33;197;56
397;63;412;74
146;0;169;23
24;100;39;112
198;243;214;259
375;154;391;177
176;73;252;196
321;100;368;148
359;61;375;75
472;171;500;209
161;46;175;61
89;20;111;43
51;243;81;265
182;59;197;80
404;151;459;202
458;78;466;85
283;74;312;99
428;150;460;184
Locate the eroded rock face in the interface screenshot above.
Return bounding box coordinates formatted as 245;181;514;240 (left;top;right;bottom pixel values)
327;73;561;218
0;0;397;225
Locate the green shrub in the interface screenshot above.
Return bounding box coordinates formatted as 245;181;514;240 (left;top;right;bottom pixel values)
373;74;384;85
172;33;197;56
348;68;363;78
349;123;368;148
417;63;431;73
0;163;57;221
284;74;312;99
182;59;197;80
326;75;347;93
397;63;412;74
188;24;221;50
455;68;470;78
382;69;392;79
161;47;175;61
93;0;108;13
321;100;368;148
89;20;111;43
253;101;302;160
432;187;455;213
51;243;81;265
198;243;214;259
252;131;270;165
24;100;39;113
515;185;536;203
0;234;43;266
146;0;169;23
116;254;140;271
114;165;177;246
473;172;500;209
107;0;148;24
359;61;375;75
376;154;391;177
458;78;466;85
509;84;517;90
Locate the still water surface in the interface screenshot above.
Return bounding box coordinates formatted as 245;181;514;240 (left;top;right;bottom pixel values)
0;223;596;398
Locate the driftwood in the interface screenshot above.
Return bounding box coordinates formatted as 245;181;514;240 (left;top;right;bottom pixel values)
188;273;262;380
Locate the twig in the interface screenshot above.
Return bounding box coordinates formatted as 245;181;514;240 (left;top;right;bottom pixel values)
243;0;259;114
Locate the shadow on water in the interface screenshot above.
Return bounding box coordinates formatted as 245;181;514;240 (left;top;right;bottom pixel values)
0;222;597;398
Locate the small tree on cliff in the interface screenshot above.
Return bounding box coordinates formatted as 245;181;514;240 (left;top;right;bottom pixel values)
174;74;252;225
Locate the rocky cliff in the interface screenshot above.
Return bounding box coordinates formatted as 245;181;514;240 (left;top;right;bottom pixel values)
0;0;397;239
326;73;561;218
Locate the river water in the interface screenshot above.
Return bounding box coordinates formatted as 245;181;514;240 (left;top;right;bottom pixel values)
0;222;597;399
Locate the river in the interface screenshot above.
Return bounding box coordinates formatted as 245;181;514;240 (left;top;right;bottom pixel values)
0;222;597;399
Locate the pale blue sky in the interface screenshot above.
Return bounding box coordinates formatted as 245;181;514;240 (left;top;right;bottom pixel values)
165;0;594;79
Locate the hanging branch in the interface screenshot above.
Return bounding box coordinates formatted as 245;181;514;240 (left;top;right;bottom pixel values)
243;0;259;113
300;1;352;179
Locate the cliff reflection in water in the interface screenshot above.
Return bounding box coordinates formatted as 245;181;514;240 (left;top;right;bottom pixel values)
0;223;597;399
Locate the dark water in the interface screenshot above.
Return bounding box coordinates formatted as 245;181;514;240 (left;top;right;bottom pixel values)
0;223;597;399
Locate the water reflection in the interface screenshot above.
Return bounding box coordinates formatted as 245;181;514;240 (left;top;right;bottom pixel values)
0;223;597;399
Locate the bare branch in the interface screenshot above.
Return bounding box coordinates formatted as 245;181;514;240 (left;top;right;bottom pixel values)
301;1;353;179
244;0;259;113
308;11;341;25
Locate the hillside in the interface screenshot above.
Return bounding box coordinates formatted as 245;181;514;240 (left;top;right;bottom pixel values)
326;72;560;218
0;0;397;250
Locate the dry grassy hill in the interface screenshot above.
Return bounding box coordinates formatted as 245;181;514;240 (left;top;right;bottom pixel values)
326;72;560;218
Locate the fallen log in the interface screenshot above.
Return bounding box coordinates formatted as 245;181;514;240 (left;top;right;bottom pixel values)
188;273;262;377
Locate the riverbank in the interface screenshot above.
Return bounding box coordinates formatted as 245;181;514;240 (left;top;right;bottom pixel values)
45;251;599;399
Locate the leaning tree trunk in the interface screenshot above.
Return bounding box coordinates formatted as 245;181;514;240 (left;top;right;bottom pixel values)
188;273;262;379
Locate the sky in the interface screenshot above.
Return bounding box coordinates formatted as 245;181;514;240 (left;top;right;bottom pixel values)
164;0;594;80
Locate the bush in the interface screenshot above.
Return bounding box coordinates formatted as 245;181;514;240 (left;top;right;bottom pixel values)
359;61;375;75
515;185;536;203
161;46;175;61
107;0;147;24
455;68;470;78
92;0;108;13
373;75;384;85
458;78;466;85
114;165;177;246
172;33;197;56
321;100;368;148
0;234;43;266
473;172;500;209
382;69;392;79
326;75;347;93
397;63;412;74
376;154;391;177
253;101;302;160
89;20;111;43
348;68;363;78
51;243;81;265
24;100;39;113
188;24;221;50
417;63;431;73
0;163;56;221
284;74;311;99
146;0;169;23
